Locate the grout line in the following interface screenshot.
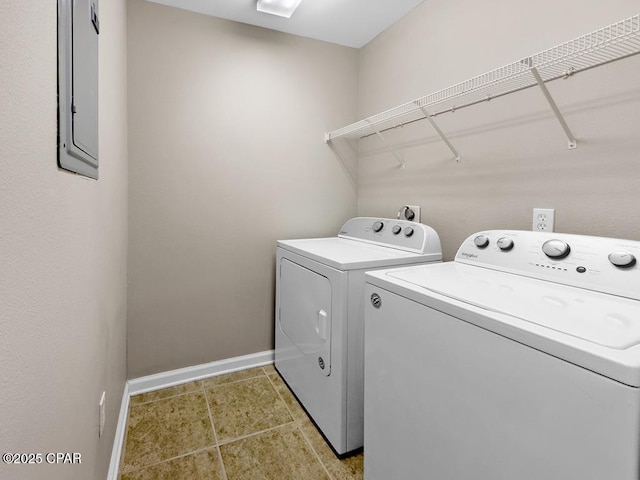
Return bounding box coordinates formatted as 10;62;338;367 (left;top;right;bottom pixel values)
266;371;311;425
123;383;226;478
132;366;269;407
121;386;215;477
128;382;204;407
260;365;276;375
124;365;351;479
201;371;267;391
215;420;297;447
203;382;229;480
215;446;228;480
201;381;217;445
207;369;297;447
266;373;337;480
121;445;221;476
298;423;336;480
263;371;297;426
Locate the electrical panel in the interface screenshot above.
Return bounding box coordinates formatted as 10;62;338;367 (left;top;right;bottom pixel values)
58;0;99;179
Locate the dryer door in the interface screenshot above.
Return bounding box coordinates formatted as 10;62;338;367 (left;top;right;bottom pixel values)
279;258;332;376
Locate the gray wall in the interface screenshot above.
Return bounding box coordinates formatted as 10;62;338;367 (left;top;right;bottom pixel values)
356;0;640;260
127;0;358;377
0;1;128;479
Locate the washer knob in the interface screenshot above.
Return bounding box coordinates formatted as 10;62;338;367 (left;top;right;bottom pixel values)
542;239;571;259
497;237;514;251
392;225;402;235
404;227;414;237
608;252;637;268
474;235;489;249
372;221;384;233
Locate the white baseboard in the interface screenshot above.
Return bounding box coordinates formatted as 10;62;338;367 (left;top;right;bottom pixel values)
107;350;274;479
127;349;275;395
106;381;130;480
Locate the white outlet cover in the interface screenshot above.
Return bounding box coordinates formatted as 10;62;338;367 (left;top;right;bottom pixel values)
532;208;555;232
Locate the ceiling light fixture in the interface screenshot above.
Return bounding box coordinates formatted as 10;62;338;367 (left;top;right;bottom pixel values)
256;0;302;19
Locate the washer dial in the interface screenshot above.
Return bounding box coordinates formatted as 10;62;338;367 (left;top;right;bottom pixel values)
474;235;489;248
497;237;514;251
608;252;636;268
372;221;384;233
542;239;571;259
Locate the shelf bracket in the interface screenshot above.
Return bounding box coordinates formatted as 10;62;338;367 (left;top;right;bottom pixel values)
418;106;461;162
365;119;405;169
530;67;577;149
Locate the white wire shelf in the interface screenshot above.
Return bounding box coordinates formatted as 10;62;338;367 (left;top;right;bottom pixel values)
325;14;640;146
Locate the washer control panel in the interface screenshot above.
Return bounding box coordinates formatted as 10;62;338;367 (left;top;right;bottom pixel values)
456;230;640;300
338;217;441;255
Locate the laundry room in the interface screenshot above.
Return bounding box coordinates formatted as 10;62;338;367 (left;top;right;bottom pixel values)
1;0;639;479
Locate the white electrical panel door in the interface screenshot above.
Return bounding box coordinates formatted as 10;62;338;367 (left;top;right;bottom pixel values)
58;0;99;179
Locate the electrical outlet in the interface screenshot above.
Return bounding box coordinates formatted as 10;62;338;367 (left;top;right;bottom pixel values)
533;208;555;232
398;205;421;223
99;391;105;438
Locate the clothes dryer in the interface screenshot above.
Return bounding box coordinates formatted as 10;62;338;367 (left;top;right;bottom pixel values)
275;217;442;455
364;230;640;479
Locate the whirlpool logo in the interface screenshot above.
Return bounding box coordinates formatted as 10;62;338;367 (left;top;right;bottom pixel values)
460;252;479;259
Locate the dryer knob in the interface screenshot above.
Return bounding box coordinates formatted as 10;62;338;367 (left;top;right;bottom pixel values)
542;239;571;259
497;237;514;251
392;225;402;235
404;227;414;237
372;221;384;233
474;235;489;249
608;251;637;268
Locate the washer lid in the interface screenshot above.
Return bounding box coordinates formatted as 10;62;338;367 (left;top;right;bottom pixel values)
387;263;640;350
278;237;441;270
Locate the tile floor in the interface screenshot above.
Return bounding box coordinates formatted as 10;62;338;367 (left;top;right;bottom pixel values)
119;365;363;480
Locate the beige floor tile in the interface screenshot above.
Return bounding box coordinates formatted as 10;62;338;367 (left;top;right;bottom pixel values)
129;380;203;407
122;392;215;474
120;366;365;480
300;419;364;480
206;376;293;443
269;372;363;479
202;367;266;389
220;424;330;480
267;369;364;480
121;448;225;480
268;372;310;422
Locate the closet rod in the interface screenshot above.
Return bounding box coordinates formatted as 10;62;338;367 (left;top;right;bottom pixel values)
358;49;640;141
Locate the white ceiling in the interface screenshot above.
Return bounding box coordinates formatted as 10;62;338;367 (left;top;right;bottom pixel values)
146;0;426;48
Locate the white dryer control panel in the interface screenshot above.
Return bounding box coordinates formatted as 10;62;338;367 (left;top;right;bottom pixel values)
456;230;640;300
338;217;441;255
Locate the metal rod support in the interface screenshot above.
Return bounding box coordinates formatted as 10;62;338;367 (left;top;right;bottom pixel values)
419;106;461;162
366;120;405;168
530;67;578;149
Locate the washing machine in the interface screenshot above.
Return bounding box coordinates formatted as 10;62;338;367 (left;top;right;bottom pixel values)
364;229;640;479
275;217;442;455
